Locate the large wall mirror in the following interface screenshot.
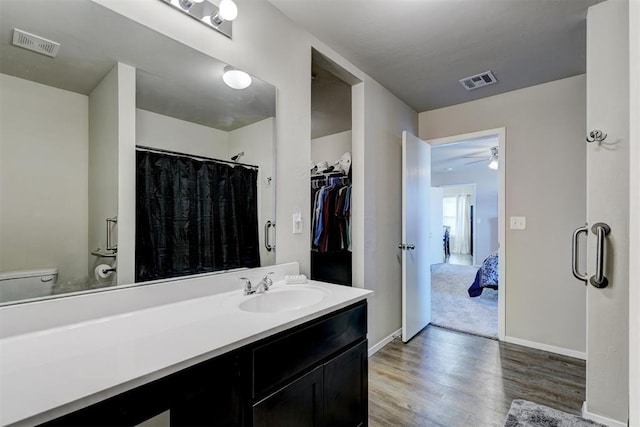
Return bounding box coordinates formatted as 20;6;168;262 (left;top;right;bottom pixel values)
0;0;277;305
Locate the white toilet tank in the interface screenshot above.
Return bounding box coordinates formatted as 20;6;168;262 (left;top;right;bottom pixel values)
0;268;57;303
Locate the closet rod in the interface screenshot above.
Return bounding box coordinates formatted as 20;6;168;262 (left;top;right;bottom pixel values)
311;173;347;180
136;145;259;170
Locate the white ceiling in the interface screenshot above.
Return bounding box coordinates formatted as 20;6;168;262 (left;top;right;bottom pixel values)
431;135;499;173
269;0;600;112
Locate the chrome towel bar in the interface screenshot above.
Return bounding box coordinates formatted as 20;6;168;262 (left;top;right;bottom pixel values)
571;225;588;284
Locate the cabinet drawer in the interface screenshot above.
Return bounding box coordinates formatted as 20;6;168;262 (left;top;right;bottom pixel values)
252;301;366;398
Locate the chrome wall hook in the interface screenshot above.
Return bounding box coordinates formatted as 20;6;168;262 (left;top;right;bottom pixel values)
586;129;607;144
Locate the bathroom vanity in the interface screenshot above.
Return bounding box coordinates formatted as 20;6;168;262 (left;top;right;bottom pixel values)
0;264;371;427
44;301;367;427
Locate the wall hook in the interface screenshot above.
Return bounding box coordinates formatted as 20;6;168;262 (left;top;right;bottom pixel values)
586;129;607;144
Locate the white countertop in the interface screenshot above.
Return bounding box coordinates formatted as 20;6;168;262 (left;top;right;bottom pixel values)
0;280;371;426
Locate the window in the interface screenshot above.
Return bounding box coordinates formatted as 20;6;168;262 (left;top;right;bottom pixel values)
443;196;457;236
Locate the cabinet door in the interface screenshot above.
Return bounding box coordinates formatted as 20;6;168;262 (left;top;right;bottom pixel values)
253;366;324;427
170;353;244;426
323;340;368;427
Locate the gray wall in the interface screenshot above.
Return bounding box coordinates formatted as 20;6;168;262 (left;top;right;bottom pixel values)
361;77;418;347
419;75;587;355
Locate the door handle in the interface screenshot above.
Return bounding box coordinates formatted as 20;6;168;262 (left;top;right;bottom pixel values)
398;244;415;250
571;225;588;284
589;222;611;288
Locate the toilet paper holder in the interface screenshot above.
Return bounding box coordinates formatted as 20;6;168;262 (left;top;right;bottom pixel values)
95;264;117;279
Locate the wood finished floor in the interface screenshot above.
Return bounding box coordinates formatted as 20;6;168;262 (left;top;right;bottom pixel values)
368;326;586;426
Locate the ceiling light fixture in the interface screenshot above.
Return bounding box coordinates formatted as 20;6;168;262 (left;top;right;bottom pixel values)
223;66;252;89
160;0;236;39
488;146;499;170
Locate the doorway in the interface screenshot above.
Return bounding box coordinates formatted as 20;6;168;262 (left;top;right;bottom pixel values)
309;49;360;286
426;128;505;340
441;184;476;266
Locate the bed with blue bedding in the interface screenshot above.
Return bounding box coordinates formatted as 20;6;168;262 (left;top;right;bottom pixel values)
468;251;499;297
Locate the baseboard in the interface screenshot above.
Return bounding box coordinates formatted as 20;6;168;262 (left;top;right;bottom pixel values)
581;402;628;427
368;328;401;357
503;335;587;360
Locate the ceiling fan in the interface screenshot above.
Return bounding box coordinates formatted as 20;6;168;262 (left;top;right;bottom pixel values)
463;146;499;169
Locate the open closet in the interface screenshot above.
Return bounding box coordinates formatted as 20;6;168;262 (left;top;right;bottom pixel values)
310;49;354;286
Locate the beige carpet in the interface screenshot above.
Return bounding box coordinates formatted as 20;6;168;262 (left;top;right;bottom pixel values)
431;262;498;339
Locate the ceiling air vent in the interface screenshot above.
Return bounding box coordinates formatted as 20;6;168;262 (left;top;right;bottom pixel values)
459;71;497;91
12;29;60;58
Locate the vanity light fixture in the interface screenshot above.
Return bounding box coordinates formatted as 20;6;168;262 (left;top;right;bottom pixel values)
223;66;252;89
179;0;205;11
160;0;237;39
210;0;238;25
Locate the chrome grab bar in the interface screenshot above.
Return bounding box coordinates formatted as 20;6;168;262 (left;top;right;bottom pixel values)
106;217;118;252
265;220;275;252
571;225;588;283
589;222;611;288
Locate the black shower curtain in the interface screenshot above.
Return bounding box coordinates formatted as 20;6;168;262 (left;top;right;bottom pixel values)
136;150;260;282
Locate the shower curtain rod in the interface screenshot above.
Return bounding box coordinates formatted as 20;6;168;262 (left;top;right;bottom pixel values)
136;146;259;170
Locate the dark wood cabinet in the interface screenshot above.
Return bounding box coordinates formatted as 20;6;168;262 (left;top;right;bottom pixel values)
323;340;368;427
253;365;324;427
42;301;367;427
252;340;368;427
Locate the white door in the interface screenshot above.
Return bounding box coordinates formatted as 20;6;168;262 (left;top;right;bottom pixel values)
582;2;630;423
429;187;444;265
401;130;431;342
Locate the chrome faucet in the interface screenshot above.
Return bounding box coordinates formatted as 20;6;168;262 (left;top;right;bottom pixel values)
240;272;274;295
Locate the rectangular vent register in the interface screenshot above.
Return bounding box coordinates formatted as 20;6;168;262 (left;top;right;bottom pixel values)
12;28;60;58
459;70;498;91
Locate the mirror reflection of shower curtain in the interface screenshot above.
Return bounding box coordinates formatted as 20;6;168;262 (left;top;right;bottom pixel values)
135;150;260;282
452;194;471;254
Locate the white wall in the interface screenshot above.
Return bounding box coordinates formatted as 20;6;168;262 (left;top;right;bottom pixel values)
585;2;629;423
93;0;417;351
419;75;587;355
88;65;121;288
311;130;352;166
629;0;640;423
0;74;89;290
136;109;229;158
116;63;137;287
434;170;498;264
229;117;276;267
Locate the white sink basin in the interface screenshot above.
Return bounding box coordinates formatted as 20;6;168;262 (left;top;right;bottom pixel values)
238;286;327;313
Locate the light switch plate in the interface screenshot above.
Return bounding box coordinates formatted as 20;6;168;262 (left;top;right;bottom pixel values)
292;212;302;234
510;216;527;230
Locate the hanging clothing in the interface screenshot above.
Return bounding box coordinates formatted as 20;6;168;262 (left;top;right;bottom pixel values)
311;174;351;253
136;149;260;282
